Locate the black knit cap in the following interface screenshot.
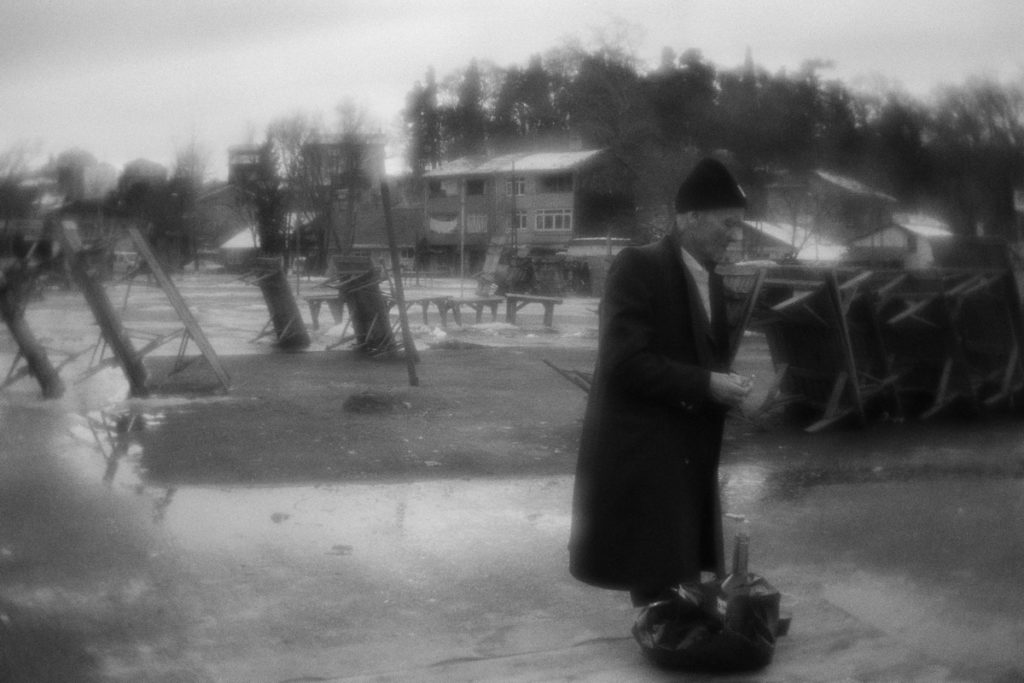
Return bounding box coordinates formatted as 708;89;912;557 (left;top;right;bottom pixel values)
674;158;746;213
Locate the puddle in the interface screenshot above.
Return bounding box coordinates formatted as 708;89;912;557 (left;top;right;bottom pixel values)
5;395;1024;679
17;406;576;583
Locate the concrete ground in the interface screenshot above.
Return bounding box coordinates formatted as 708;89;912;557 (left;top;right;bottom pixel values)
2;273;1024;682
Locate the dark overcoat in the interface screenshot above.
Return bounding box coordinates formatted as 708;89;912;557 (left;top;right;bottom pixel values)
569;232;728;591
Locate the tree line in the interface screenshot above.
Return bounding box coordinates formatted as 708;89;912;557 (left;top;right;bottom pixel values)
1;102;381;273
3;37;1022;266
0;142;214;271
404;42;1024;241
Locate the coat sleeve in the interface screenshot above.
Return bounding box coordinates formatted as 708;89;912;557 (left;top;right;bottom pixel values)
599;248;710;407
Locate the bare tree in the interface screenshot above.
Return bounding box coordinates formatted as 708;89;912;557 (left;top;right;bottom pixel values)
172;135;212;268
173;136;211;188
54;148;98;203
334;98;379;252
267;112;335;271
0;140;43;219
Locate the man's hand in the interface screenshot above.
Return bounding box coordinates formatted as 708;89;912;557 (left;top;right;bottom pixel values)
709;372;751;409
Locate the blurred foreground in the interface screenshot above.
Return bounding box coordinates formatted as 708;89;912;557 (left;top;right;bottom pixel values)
1;274;1023;681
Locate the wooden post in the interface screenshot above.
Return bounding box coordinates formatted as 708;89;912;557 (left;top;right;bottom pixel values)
127;227;231;390
338;267;396;354
61;221;149;397
0;262;65;398
826;270;865;426
380;181;419;385
253;256;311;351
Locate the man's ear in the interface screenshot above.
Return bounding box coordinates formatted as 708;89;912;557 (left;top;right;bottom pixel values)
676;212;699;228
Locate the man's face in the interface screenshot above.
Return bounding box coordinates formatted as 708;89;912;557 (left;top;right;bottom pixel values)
676;208;745;263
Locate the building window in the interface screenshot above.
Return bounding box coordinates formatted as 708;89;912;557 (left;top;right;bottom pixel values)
505;177;525;196
465;178;486;195
466;213;488;234
429;179;460;198
539;173;573;193
535;209;573;232
513;210;529;231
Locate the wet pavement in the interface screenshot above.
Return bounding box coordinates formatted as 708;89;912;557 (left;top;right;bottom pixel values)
4;377;1024;681
2;273;1024;681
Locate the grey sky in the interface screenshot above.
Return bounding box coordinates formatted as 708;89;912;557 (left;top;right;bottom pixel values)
3;0;1022;179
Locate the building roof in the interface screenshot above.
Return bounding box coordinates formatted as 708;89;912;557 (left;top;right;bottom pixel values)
893;213;953;239
424;149;604;178
850;214;953;243
220;227;258;250
744;220;847;261
813;170;898;203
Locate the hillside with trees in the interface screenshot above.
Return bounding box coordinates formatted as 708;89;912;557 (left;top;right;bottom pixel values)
403;41;1024;242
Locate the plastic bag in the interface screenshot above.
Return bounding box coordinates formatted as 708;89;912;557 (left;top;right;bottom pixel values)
631;575;785;672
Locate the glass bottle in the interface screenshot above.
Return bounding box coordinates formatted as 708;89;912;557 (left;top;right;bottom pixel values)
720;527;750;594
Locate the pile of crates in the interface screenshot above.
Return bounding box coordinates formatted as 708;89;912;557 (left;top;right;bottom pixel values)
726;243;1024;432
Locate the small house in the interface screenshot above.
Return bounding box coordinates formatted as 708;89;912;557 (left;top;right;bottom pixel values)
421;149;615;273
846;214;953;268
218;227;259;270
734;220;846;263
765;169;899;246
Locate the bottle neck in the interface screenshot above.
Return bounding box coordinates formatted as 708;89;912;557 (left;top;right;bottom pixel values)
731;533;749;577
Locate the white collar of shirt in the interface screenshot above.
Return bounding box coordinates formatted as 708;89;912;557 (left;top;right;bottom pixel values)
680;247;712;321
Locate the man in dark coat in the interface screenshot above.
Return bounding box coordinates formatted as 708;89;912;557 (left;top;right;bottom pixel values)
569;158;751;606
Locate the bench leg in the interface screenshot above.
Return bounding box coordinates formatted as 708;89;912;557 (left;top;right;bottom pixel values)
326;300;345;327
308;301;322;330
543;303;554;328
505;299;516;324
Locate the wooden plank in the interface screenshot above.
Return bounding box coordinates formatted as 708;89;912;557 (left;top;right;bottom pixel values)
726;267;766;368
505;293;564;304
837;270;874;292
826;271;865;426
128;226;231;390
887;297;938;326
876;272;908;297
0;275;65;398
542;359;591;393
921;358;955;419
62;221;149;397
750;362;789;419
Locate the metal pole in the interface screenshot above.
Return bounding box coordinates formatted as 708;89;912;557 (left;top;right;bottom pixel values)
511;161;517;251
381;181;420;385
459;178;466;298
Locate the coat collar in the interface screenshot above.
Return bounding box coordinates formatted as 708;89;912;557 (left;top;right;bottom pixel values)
657;234;717;367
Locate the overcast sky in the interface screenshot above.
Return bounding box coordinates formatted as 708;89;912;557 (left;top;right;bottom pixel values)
3;0;1022;179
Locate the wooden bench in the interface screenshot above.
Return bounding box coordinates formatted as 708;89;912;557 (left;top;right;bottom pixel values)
505;293;563;327
397;269;452;287
445;296;505;325
304;293;345;330
387;295;453;326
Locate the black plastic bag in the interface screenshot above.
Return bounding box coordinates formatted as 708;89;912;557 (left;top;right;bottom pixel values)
632;575;785;672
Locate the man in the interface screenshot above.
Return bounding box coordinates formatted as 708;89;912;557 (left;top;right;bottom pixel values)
568;157;751;607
